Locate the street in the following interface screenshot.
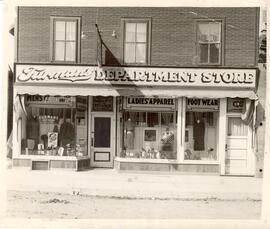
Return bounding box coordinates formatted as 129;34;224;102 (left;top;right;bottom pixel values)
7;190;261;219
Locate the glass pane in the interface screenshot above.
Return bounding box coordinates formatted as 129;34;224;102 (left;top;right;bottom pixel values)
65;41;76;61
125;23;136;42
147;112;159;127
66;21;76;41
198;23;209;42
121;111;177;160
208;22;221;42
210;44;220;63
94;117;111;148
124;43;136;63
184;111;218;161
55;41;65;61
198;22;221;42
161;113;174;126
136;23;147;42
228;117;248;136
199;44;208;63
21;96;88;157
55;21;65;40
136;44;146;63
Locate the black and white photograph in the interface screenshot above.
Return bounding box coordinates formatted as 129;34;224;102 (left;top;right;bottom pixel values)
0;0;269;228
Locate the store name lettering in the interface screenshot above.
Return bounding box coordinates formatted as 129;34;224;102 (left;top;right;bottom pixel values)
16;66;256;87
187;99;219;107
26;95;72;104
128;97;175;106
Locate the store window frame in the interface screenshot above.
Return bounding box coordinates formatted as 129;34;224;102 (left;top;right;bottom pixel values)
195;19;224;66
50;16;81;63
121;18;152;65
182;97;221;164
119;110;178;160
18;95;89;158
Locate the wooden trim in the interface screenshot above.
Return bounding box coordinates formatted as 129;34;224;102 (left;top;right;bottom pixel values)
255;7;260;66
195;18;224;66
219;98;227;175
50;16;81;63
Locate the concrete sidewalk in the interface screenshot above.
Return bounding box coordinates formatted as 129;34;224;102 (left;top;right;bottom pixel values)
5;167;262;201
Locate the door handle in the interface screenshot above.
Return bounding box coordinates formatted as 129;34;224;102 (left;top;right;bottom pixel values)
225;144;228;151
91;137;94;147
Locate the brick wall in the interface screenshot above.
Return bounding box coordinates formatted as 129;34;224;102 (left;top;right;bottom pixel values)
17;7;259;67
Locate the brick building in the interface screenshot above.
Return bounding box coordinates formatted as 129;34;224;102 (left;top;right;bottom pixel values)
12;7;264;176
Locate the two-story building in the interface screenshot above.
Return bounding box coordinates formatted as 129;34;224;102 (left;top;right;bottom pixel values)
12;6;263;176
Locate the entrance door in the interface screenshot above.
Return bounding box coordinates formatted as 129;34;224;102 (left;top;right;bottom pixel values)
225;116;253;175
90;114;114;168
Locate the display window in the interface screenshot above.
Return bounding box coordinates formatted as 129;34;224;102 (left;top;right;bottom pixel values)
120;111;177;159
21;95;88;157
184;98;220;161
184;111;219;161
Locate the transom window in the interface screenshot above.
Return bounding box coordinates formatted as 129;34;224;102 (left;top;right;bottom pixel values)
51;17;80;62
197;21;222;65
123;19;151;65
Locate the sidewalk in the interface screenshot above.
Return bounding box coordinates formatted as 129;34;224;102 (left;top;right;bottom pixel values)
5;167;262;201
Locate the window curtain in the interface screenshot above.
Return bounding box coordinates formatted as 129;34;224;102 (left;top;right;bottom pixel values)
129;112;137;122
161;113;173;126
241;99;255;125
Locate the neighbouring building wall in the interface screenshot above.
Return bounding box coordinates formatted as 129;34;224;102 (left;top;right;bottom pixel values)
255;64;266;177
17;7;258;67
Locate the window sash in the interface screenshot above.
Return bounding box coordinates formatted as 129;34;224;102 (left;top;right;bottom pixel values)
53;18;78;62
123;21;149;64
197;21;222;65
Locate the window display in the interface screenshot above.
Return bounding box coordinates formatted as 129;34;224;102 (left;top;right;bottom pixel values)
21;95;88;157
184;111;218;160
120;111;177;159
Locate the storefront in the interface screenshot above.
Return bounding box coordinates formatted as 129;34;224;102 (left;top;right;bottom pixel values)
13;63;258;175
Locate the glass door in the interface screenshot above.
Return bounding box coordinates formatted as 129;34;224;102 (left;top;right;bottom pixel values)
90;114;114;168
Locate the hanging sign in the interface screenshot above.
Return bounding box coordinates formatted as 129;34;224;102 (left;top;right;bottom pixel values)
25;95;76;107
15;64;257;89
125;97;176;110
187;98;219;111
227;98;244;112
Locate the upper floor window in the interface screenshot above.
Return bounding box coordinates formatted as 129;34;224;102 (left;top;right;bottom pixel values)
122;19;151;65
197;20;222;65
51;17;80;62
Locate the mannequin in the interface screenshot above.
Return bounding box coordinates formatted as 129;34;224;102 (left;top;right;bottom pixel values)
193;113;205;151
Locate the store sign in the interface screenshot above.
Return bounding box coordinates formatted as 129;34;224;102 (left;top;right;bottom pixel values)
187;99;219;111
15;64;257;88
92;96;113;112
26;95;75;107
227;98;244;112
126;97;176;110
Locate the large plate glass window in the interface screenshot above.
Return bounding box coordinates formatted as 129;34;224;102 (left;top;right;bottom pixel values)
52;17;80;62
123;19;151;65
20;95;88;157
120;111;177;160
197;20;222;65
184;98;219;161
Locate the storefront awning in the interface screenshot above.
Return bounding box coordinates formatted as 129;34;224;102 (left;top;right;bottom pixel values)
14;83;258;100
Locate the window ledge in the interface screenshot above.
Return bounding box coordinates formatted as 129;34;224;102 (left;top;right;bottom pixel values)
182;160;220;165
14;155;90;161
115;157;220;165
115;157;177;164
